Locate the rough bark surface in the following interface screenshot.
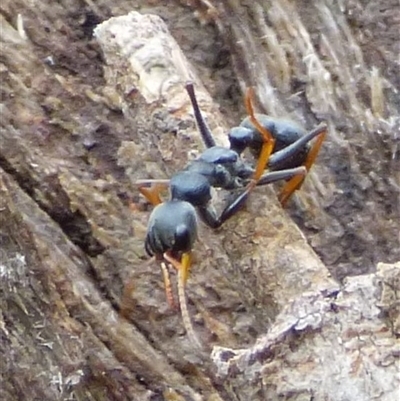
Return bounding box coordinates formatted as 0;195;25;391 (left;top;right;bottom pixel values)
0;1;399;401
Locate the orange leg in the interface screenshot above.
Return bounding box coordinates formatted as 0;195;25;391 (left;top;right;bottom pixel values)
163;251;201;348
160;262;177;310
163;251;192;285
279;127;327;206
215;89;278;224
137;181;169;206
245;88;276;182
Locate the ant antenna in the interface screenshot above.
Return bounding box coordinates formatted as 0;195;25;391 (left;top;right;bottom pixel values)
185;82;216;149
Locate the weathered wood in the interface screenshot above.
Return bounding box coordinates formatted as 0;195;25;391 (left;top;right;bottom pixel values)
212;261;400;401
1;1;399;400
209;0;400;279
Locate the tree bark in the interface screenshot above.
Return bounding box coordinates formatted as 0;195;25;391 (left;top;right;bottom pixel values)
0;1;399;401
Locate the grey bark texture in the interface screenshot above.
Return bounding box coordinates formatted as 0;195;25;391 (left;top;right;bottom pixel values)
0;1;399;401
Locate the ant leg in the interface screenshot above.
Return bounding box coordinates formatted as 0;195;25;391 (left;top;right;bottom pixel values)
245;88;275;182
164;251;202;349
302;125;327;171
216;166;307;225
277;125;327;206
267;123;327;169
135;179;170;185
196;205;221;229
135;179;170;206
164;251;192;284
196;166;306;229
257;166;306;186
195;89;279;229
185;82;216;149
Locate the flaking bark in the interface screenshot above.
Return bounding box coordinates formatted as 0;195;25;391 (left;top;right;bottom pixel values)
1;1;399;401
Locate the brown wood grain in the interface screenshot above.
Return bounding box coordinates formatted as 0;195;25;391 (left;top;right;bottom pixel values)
1;1;399;400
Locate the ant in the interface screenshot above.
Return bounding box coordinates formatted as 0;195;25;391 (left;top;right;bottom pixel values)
128;82;327;347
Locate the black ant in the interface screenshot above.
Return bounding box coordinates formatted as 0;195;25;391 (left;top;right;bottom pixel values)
127;83;327;346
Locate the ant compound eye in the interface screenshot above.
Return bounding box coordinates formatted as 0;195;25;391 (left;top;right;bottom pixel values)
173;223;195;254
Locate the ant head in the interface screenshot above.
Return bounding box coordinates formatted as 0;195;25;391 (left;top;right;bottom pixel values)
170;171;211;207
228;127;254;155
145;200;197;257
